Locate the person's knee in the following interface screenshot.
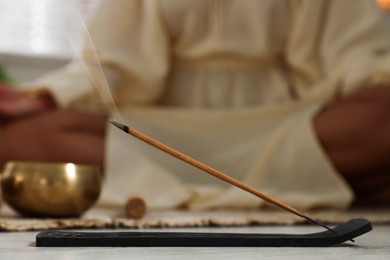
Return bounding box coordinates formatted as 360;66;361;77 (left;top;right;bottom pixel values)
348;85;390;104
348;86;390;135
314;85;390;173
326;86;390;135
361;87;390;163
316;87;388;138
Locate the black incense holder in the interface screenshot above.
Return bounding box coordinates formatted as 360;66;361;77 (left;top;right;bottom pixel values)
36;218;371;247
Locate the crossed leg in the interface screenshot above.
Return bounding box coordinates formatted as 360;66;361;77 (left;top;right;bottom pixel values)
314;85;390;206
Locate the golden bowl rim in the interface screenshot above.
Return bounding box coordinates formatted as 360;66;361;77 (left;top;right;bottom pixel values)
2;160;101;171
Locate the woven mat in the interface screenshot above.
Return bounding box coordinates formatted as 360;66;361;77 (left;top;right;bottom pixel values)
0;205;389;232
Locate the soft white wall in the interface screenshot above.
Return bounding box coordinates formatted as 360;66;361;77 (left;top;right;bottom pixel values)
0;0;100;84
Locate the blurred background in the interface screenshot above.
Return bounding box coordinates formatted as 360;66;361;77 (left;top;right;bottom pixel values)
0;0;100;84
0;0;389;85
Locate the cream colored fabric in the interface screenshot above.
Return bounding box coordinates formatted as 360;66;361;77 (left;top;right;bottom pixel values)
29;0;390;210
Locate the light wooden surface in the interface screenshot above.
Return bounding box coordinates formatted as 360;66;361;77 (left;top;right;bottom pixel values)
0;225;389;259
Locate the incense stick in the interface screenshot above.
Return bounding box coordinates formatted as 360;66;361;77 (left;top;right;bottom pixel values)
109;119;336;233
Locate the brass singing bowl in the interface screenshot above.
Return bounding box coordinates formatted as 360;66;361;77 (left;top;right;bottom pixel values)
1;161;102;218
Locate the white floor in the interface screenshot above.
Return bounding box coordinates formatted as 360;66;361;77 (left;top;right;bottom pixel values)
0;225;389;260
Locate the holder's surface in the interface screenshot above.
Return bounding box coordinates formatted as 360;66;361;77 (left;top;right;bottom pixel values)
36;218;372;247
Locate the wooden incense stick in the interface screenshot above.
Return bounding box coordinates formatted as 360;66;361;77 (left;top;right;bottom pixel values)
109;119;336;233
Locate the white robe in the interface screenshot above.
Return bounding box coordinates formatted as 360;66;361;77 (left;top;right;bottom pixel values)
30;0;390;210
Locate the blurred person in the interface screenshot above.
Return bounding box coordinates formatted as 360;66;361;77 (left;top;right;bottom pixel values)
1;0;389;210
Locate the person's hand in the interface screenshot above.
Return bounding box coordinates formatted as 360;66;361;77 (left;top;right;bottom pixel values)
0;84;55;119
0;109;107;170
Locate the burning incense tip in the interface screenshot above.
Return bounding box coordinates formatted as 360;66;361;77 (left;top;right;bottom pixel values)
109;119;127;132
